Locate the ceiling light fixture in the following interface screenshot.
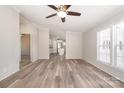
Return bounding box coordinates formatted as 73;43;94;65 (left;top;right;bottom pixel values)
46;5;81;23
57;11;66;18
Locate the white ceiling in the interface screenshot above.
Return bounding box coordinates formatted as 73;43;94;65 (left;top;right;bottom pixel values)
13;5;124;39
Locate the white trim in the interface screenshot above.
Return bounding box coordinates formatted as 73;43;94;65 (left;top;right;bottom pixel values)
84;58;124;82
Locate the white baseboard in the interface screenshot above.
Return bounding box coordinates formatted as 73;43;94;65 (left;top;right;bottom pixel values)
83;58;124;82
0;68;19;81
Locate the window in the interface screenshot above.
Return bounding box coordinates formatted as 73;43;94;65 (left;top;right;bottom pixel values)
114;22;124;69
97;28;111;64
97;22;124;70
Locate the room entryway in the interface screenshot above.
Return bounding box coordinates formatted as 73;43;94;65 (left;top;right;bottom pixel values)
49;32;66;59
20;34;31;69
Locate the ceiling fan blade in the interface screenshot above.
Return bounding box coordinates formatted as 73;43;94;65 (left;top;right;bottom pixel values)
47;5;58;11
67;11;81;16
61;17;65;22
64;5;71;10
46;13;57;18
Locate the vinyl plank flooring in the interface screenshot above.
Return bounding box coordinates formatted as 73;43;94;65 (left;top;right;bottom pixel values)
0;55;124;88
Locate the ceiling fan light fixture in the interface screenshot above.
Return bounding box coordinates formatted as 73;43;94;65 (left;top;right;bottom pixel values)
57;11;66;18
46;5;81;23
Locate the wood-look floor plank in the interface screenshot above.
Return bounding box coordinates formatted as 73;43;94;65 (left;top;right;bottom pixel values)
0;54;124;88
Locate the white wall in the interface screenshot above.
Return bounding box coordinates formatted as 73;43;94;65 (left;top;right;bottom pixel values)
83;10;124;82
0;6;20;80
38;28;49;59
66;31;83;59
20;18;50;61
30;26;39;62
83;31;97;62
20;23;39;62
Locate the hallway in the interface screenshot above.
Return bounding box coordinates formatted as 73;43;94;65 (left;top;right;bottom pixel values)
0;55;124;88
20;55;31;69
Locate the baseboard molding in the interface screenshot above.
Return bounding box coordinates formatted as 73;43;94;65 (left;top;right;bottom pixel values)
83;58;124;82
0;68;19;81
0;59;39;81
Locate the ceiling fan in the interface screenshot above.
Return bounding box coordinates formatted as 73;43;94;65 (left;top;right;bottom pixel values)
46;5;81;23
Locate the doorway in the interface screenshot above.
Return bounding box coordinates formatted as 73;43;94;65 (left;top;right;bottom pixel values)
57;39;66;56
49;36;66;59
20;34;31;69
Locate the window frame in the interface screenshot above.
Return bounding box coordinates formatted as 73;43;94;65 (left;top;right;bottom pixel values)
113;23;124;70
97;27;112;65
97;22;124;71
